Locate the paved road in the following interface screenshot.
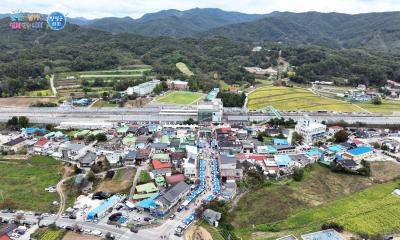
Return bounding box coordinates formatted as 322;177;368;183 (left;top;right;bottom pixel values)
0;213;179;240
50;75;57;96
0;106;399;125
129;165;145;201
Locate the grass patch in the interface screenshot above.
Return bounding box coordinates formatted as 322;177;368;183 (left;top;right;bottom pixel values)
247;86;362;112
92;100;117;108
139;171;151;184
355;100;400;113
219;81;231;91
156;91;203;105
0;156;62;212
26;89;53;97
176;62;194;76
200;222;225;240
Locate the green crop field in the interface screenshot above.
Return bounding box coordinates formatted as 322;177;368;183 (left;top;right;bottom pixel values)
247;86;363;112
26;89;53;97
80;74;143;78
156;91;203;105
0;156;62;212
276;180;400;236
355;100;400;113
32;229;66;240
176;62;194;76
231;163;400;239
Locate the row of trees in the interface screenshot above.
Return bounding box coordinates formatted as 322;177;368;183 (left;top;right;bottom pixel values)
217;92;246;107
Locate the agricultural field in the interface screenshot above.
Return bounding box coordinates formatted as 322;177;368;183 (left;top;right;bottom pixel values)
355;100;400;113
96;168;135;194
0;97;56;107
0;156;62;212
26;89;53;97
247;86;363;112
156;91;204;105
231;163;400;239
176;62;194;76
274;180;400;236
32;228;66;240
54;66;152;99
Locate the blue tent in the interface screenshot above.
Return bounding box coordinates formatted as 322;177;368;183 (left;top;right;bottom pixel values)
137;194;159;209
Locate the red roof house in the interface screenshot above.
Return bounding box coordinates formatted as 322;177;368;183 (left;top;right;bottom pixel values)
35;138;48;147
152;160;172;169
166;174;185;185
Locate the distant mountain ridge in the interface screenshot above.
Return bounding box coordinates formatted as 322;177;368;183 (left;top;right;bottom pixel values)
2;9;400;52
202;11;400;52
73;8;272;37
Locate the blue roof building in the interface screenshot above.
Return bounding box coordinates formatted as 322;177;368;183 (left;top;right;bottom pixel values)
328;144;347;154
87;195;121;220
306;149;324;160
23;128;46;135
275;155;292;167
344;146;374;160
273;138;289;145
206;88;219;101
257;145;277;154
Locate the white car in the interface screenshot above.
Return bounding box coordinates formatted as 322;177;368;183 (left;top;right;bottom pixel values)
84;229;92;234
92;230;102;236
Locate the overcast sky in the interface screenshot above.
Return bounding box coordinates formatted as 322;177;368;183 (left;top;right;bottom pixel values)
1;0;399;19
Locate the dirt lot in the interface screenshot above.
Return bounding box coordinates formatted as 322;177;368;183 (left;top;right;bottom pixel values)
0;97;56;107
63;232;101;240
185;226;214;240
96;168;135;193
125;98;151;107
370;161;400;182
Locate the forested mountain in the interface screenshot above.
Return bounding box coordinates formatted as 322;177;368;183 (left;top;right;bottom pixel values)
203;11;400;53
76;8;270;37
3;10;400;53
1;16;400;97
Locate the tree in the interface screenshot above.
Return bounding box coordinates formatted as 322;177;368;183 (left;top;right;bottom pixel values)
293;167;304;181
291;131;303;145
381;145;389;151
102;92;109;101
95;133;107;142
321;222;344;232
87;134;96;142
334;130;349;143
18;116;30;128
7;116;19;127
371;97;382;105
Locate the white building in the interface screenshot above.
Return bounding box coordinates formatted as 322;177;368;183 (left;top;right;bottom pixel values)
295;116;326;144
183;157;197;178
184;145;198;178
126;79;161;97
